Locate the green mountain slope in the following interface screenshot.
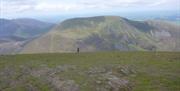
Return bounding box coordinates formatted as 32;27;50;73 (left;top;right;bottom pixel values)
21;16;180;53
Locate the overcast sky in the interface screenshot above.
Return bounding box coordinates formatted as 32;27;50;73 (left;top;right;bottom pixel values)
0;0;180;18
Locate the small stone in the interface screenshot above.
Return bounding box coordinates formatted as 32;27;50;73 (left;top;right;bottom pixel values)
96;80;102;84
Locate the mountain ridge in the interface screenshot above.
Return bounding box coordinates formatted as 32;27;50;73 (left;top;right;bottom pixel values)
16;16;180;53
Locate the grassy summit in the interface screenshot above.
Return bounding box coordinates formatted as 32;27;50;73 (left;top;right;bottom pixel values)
0;52;179;91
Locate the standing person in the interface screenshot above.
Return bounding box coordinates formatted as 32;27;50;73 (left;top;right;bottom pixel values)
77;48;80;53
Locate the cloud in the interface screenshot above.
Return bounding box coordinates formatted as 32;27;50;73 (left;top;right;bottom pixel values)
0;0;179;16
33;0;179;12
0;0;35;13
34;2;83;12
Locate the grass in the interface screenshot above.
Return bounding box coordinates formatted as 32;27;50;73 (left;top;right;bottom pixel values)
0;52;180;91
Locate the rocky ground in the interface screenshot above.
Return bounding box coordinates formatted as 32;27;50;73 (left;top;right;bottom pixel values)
0;52;179;91
0;64;135;91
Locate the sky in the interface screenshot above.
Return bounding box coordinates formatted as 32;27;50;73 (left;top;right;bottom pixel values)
0;0;180;19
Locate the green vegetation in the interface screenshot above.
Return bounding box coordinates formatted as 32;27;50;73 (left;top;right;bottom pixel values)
22;16;180;53
0;52;179;91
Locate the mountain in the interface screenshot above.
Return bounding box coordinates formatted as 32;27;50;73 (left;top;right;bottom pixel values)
0;18;53;39
0;18;54;54
154;14;180;24
21;16;180;53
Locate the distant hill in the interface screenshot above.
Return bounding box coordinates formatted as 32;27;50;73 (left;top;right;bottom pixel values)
0;18;53;39
21;16;180;53
0;18;54;54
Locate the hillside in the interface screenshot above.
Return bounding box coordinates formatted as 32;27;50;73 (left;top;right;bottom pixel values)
0;18;53;38
0;52;179;91
21;16;180;53
0;18;54;54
